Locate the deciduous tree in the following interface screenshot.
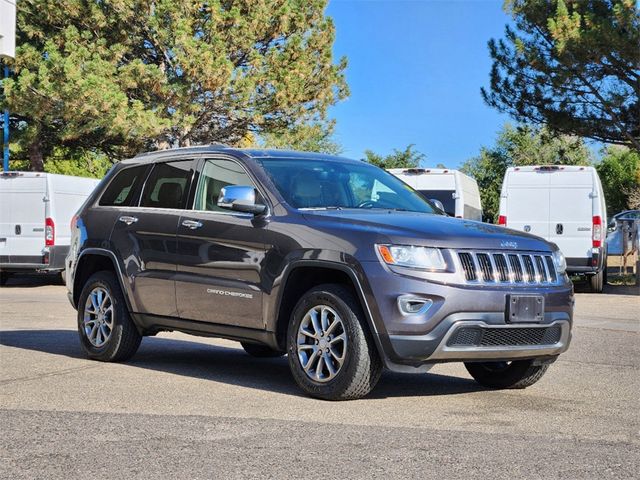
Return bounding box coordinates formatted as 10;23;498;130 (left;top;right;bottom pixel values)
461;123;592;222
596;145;640;212
363;144;425;169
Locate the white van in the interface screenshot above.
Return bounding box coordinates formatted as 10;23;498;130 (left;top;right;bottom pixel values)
387;168;482;221
498;165;607;291
0;171;100;284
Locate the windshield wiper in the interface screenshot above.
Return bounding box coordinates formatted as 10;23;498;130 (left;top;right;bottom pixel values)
298;206;344;211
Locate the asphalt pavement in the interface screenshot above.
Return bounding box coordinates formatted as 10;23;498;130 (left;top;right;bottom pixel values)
1;275;638;479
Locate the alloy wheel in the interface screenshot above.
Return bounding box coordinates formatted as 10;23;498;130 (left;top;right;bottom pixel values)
83;287;114;347
297;305;347;383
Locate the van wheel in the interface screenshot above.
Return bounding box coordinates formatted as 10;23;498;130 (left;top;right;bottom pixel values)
464;360;549;389
589;269;605;293
287;284;382;400
77;271;141;362
240;342;285;358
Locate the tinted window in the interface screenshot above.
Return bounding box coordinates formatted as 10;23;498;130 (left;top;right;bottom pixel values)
258;158;437;213
140;161;193;209
418;190;455;216
99;165;147;207
193;159;256;212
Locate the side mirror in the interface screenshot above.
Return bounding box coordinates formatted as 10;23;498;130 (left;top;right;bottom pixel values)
218;185;266;215
430;198;446;213
608;218;616;231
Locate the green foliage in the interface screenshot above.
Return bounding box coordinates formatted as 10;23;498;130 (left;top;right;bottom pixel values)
2;0;348;171
595;146;640;212
484;0;640;150
7;146;113;178
363;144;425;169
260;119;342;154
43;150;113;178
461;123;592;222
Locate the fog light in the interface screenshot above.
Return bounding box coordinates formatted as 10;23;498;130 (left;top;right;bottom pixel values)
397;295;433;316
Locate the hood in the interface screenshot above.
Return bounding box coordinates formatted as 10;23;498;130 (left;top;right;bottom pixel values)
302;210;553;252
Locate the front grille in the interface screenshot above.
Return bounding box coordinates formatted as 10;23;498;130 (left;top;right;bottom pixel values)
447;325;562;348
456;250;558;285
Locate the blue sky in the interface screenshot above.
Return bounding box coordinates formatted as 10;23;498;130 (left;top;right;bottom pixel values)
326;0;511;168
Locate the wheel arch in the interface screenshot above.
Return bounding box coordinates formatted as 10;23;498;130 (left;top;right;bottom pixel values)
272;261;382;353
73;249;133;313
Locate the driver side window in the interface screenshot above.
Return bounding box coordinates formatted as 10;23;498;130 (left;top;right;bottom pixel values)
194;159;255;212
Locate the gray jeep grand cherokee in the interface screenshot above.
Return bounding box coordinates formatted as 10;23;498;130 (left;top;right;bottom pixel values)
66;146;573;400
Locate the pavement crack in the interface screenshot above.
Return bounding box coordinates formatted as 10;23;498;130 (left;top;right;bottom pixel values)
0;364;102;386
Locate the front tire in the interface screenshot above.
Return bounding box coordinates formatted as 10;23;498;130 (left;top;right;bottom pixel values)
287;284;382;400
465;360;549;389
77;271;141;362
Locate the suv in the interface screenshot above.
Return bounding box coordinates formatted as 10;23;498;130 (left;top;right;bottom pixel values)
66;146;573;400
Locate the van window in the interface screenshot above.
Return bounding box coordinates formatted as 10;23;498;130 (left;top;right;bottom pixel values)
418;190;455;216
99;165;147;207
140;161;193;209
193;159;256;212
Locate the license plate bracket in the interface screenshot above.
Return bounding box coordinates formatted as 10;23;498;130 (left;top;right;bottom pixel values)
507;295;544;323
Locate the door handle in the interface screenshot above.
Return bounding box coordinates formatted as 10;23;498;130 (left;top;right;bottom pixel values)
181;219;203;230
119;215;139;225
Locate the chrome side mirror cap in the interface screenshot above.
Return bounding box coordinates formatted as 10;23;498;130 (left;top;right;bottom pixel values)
218;185;266;215
430;198;446;214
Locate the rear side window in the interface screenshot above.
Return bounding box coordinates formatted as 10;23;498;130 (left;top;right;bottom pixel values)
99;165;147;207
140;161;193;209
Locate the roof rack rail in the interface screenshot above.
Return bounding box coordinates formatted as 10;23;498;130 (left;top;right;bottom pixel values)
133;143;229;158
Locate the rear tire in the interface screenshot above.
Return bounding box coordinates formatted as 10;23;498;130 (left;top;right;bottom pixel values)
240;342;284;358
465;360;549;389
0;271;11;286
77;271;141;362
589;268;605;293
287;284;382;400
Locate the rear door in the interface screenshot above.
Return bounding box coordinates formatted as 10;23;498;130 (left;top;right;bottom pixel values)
108;160;195;317
175;157;267;329
0;174;46;263
548;171;593;260
505;171;550;239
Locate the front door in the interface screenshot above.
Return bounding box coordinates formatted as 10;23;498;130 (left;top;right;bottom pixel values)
109;160;195;317
175;158;267;330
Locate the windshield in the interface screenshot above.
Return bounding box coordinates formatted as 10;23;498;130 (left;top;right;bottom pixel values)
257;158;438;214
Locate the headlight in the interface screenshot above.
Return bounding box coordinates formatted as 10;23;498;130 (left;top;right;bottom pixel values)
377;244;446;270
552;250;566;274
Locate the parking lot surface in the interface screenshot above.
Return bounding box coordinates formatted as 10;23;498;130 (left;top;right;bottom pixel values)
1;276;639;479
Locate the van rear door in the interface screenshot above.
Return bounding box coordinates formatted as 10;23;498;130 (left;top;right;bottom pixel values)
505;170;550;239
548;171;593;260
0;174;47;264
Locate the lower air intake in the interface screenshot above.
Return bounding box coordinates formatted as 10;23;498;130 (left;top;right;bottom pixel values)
447;325;562;348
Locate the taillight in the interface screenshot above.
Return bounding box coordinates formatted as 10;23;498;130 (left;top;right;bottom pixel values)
498;215;507;226
45;217;55;246
592;215;602;247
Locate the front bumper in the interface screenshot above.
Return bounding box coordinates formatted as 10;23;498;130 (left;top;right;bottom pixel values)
387;314;571;365
359;260;574;371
